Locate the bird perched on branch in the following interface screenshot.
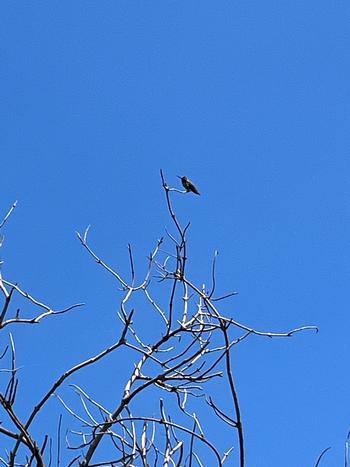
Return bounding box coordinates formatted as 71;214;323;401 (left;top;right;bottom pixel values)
177;176;200;195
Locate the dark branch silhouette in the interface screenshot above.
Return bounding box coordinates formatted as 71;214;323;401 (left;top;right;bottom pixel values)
0;176;319;466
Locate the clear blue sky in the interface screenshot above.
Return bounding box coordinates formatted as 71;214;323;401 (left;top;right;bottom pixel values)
1;1;349;465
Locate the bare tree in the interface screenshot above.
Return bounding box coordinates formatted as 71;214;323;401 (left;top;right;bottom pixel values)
0;173;317;466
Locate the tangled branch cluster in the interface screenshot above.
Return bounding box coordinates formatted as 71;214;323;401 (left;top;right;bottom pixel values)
0;174;317;466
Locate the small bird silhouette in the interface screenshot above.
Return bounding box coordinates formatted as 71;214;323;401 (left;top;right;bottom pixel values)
177;176;200;195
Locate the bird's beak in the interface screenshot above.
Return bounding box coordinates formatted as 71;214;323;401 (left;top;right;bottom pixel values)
177;175;181;179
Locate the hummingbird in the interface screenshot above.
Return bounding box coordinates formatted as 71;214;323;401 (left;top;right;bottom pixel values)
177;176;200;195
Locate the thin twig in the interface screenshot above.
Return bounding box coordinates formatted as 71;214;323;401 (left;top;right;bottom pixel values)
314;446;331;467
345;430;350;467
0;201;17;230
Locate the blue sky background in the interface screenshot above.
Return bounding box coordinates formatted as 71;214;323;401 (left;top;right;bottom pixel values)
1;1;349;465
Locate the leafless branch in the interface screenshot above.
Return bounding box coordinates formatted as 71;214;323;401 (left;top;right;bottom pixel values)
0;175;319;466
345;430;350;467
0;280;83;329
0;202;17;231
314;446;331;467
